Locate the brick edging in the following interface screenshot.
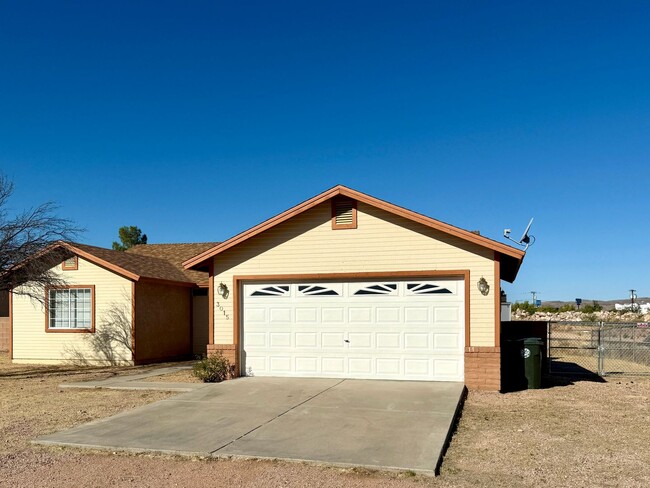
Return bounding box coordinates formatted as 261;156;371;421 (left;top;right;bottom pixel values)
465;346;501;391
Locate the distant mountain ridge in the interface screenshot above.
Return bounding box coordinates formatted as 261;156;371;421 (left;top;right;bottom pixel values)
538;298;650;311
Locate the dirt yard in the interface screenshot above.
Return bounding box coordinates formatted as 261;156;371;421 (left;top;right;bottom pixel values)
0;353;648;488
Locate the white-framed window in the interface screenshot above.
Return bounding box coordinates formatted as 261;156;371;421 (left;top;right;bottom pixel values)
46;286;95;332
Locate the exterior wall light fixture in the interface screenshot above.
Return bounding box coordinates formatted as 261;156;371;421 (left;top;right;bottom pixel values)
477;277;490;296
217;282;229;299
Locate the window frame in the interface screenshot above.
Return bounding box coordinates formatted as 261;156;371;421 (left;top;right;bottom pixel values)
45;285;96;333
61;256;78;271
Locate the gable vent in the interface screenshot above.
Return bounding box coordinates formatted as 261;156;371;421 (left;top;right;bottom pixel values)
62;256;78;270
331;197;357;229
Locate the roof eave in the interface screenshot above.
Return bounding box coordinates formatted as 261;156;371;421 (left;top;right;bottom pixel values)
183;184;526;271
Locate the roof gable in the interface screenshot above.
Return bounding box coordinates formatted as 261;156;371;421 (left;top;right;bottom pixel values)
63;242;195;284
16;241;213;286
183;185;526;281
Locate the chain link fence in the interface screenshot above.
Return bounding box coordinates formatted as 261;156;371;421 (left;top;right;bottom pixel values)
548;321;650;376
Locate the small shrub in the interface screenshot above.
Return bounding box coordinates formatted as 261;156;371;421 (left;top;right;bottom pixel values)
581;301;603;314
559;304;576;312
193;352;233;383
537;306;559;313
512;301;537;314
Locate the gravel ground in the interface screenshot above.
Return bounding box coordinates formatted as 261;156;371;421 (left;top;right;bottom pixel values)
1;353;648;487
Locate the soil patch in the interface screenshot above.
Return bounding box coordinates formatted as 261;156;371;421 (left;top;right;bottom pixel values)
0;353;648;487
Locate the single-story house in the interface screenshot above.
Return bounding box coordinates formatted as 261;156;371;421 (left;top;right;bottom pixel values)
182;185;525;390
7;185;525;390
8;241;215;365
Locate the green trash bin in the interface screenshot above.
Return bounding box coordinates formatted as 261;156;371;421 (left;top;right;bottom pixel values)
522;337;544;389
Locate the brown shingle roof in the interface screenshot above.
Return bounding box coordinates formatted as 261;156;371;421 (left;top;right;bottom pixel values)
67;242;196;284
126;243;218;285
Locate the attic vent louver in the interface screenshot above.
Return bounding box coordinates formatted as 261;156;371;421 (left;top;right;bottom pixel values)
331;197;357;229
62;256;78;270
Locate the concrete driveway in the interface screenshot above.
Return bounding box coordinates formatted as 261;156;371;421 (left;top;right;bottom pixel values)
36;377;465;475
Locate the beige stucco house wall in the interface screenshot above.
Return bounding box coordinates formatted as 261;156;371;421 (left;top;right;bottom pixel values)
211;201;497;347
12;257;133;365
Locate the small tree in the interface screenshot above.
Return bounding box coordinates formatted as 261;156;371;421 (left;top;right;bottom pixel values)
112;226;147;251
0;174;81;302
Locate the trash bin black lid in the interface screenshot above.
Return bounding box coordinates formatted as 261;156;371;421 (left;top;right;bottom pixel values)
523;337;544;345
505;338;525;344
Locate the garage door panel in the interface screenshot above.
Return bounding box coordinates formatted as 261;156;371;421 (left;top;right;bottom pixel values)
322;357;345;373
269;356;292;372
348;358;372;374
376;307;400;323
404;333;430;349
244;332;267;347
269;332;291;348
433;359;462;379
242;279;464;381
321;332;345;348
348;332;372;349
434;307;460;321
295;308;318;323
245;308;267;323
404;307;429;323
295;357;318;373
269;308;292;323
376;358;401;375
376;333;401;349
295;332;317;347
321;307;345;323
348;307;372;323
404;358;431;376
433;333;461;350
245;355;267;373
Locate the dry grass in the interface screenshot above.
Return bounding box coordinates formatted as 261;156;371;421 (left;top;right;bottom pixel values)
0;353;648;487
440;375;650;487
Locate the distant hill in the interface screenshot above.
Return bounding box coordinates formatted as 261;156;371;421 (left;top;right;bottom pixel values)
537;298;650;311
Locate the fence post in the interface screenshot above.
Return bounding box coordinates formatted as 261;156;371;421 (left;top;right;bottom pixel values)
547;321;552;373
597;321;605;376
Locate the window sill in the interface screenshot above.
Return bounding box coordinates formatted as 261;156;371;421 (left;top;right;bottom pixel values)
45;328;95;334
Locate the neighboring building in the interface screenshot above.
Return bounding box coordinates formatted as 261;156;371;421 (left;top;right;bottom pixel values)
9;241;215;365
7;185;525;390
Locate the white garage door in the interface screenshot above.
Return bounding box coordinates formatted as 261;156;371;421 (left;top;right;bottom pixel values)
241;278;465;381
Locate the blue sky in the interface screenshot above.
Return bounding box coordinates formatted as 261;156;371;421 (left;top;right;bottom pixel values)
1;1;649;302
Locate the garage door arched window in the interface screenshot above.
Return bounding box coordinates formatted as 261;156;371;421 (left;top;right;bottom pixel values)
353;283;397;295
406;283;453;295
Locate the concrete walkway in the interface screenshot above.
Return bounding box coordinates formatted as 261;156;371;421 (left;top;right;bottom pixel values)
58;365;208;392
36;375;465;475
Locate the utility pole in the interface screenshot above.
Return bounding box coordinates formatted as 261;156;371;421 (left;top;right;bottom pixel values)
530;291;538;305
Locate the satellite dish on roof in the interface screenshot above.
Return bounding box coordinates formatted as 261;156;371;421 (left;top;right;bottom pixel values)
503;218;535;251
519;218;534;245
